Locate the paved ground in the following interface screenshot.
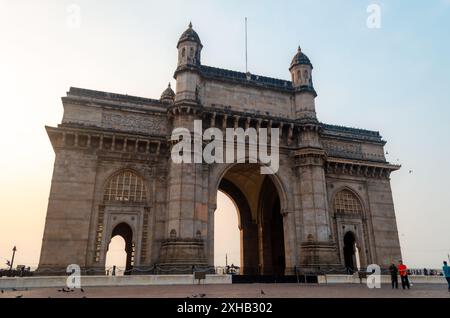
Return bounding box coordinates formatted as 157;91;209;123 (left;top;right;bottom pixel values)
0;283;449;298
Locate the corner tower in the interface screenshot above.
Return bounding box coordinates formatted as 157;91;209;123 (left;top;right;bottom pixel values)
159;22;209;272
290;46;317;121
174;22;203;103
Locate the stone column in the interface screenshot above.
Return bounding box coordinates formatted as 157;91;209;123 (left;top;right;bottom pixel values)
206;203;216;266
242;219;259;274
281;210;297;275
295;125;339;271
158;109;209;272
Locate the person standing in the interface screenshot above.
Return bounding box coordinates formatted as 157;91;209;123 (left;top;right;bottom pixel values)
398;260;410;290
443;261;450;292
389;263;399;289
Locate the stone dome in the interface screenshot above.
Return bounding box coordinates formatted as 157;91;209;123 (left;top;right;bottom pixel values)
160;83;175;102
177;22;202;48
290;46;312;70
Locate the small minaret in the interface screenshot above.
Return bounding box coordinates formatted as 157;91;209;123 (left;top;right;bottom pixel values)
289;46;317;121
176;22;203;67
160;83;175;104
174;22;203;103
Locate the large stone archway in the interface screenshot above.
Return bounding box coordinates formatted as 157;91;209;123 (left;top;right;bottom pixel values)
37;24;402;275
208;163;296;275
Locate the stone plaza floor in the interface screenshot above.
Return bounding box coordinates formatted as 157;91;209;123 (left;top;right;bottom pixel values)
0;283;449;298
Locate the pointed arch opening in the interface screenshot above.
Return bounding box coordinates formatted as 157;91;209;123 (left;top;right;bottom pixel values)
343;231;360;273
105;222;134;275
214;163;286;275
214;190;241;271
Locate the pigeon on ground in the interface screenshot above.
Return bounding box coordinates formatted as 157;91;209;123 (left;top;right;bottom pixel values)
1;290;4;294
199;293;206;298
12;288;17;291
260;289;265;295
16;295;23;298
80;288;85;293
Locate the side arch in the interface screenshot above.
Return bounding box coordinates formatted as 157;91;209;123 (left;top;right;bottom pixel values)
329;185;372;268
107;222;135;274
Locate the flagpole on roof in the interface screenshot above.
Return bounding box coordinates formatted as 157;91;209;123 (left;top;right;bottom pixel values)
245;17;248;74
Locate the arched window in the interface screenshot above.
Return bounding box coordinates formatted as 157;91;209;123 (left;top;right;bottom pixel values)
334;189;362;215
103;170;147;202
182;48;186;58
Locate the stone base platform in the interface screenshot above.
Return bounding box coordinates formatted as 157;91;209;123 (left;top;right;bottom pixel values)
0;274;232;290
0;274;445;290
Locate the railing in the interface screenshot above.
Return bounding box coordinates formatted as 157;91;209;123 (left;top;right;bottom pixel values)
310;267;444;276
1;266;444;277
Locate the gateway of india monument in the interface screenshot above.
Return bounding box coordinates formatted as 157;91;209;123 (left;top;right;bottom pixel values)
37;23;402;275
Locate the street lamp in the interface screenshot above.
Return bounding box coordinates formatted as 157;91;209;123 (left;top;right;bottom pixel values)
9;246;17;273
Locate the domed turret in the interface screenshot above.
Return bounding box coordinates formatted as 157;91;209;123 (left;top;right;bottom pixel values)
160;83;175;104
176;22;202;67
177;22;202;48
290;46;312;69
289;46;313;88
290;46;317;121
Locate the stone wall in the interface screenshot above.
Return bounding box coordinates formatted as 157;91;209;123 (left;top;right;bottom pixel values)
366;179;402;267
62;101;168;136
321;138;386;162
38;148;98;270
201;80;293;118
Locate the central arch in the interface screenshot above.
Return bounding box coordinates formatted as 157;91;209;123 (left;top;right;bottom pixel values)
214;163;287;275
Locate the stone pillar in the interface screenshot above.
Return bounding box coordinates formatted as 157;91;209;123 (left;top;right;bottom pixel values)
242;221;259;274
206;203;216;266
295;125;339;271
158;110;209;272
282;210;297;275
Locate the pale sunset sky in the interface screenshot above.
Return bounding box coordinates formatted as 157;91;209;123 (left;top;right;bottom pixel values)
0;0;449;270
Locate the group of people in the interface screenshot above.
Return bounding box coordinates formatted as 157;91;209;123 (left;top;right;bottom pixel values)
389;260;450;292
389;260;411;289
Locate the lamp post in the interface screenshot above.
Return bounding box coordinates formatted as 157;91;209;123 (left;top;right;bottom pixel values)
9;246;17;273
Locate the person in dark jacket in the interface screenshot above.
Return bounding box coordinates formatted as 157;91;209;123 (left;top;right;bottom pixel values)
389;263;399;289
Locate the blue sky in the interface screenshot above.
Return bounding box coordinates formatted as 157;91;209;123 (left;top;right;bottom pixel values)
0;0;449;268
